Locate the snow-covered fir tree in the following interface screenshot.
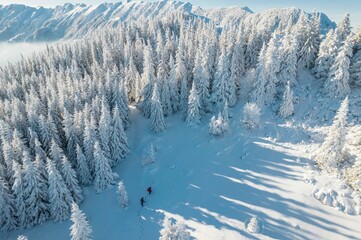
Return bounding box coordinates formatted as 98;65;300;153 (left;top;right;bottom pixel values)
70;202;93;240
193;48;210;112
278;34;298;86
22;152;48;227
323;35;353;98
298;11;321;69
186;82;201;127
93;141;117;192
60;156;83;204
0;177;16;231
150;83;166;133
110;106;129;165
47;158;73;222
76;144;92;186
139;43;156;118
98;97;112;164
117;180;129;208
313;30;338;81
316;97;349;172
12;161;26;228
279;81;295;118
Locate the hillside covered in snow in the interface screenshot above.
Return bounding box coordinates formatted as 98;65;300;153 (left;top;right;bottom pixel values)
0;1;361;240
0;0;335;42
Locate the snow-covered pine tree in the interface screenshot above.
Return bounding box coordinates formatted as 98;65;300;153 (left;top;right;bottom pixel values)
350;28;361;86
98;96;112;164
117;80;130;129
50;138;65;170
230;42;245;105
63;109;79;166
159;52;173;117
323;35;353;99
22;152;48;227
316;97;349;172
47;158;73;222
212;45;230;112
93;141;117;193
76;144;92;186
335;13;352;45
278;35;298;86
313;30;337;81
186;82;201;127
298;11;321;69
279;81;295;118
263;33;280;104
139;42;155;118
83;115;97;176
150;83;166;133
242;102;261;129
110;105;129;165
193;48;210;112
222;101;230;127
159;216;190;240
34;154;50;223
60;156;83;204
0;177;16;231
117;180;129;208
176;39;189;112
70;202;93;240
251;43;268;106
12;161;26;228
168;56;180;113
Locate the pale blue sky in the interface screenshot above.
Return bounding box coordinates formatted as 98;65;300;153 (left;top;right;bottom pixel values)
0;0;360;28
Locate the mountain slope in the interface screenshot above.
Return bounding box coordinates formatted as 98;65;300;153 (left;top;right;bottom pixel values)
0;1;335;42
4;95;360;240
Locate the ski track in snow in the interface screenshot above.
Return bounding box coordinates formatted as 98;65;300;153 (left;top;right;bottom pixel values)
3;97;361;240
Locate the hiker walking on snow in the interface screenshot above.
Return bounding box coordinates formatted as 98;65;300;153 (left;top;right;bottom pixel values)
147;187;152;195
140;197;145;207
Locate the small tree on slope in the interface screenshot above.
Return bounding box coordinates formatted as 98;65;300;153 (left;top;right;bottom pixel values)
70;202;93;240
316;97;349;172
242;103;261;129
117;180;129;208
159;216;190;240
279;81;294;118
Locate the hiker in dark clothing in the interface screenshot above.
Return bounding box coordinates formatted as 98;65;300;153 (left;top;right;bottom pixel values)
147;187;152;195
140;197;145;207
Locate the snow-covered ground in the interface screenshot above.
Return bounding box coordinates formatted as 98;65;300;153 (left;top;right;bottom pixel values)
3;72;361;239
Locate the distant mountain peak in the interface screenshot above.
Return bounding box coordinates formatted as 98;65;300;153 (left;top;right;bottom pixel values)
0;1;335;42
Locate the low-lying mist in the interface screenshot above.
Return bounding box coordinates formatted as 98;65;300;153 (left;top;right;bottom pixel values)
0;42;54;66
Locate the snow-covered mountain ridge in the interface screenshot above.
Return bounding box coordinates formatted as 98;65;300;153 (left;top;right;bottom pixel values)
0;1;335;42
